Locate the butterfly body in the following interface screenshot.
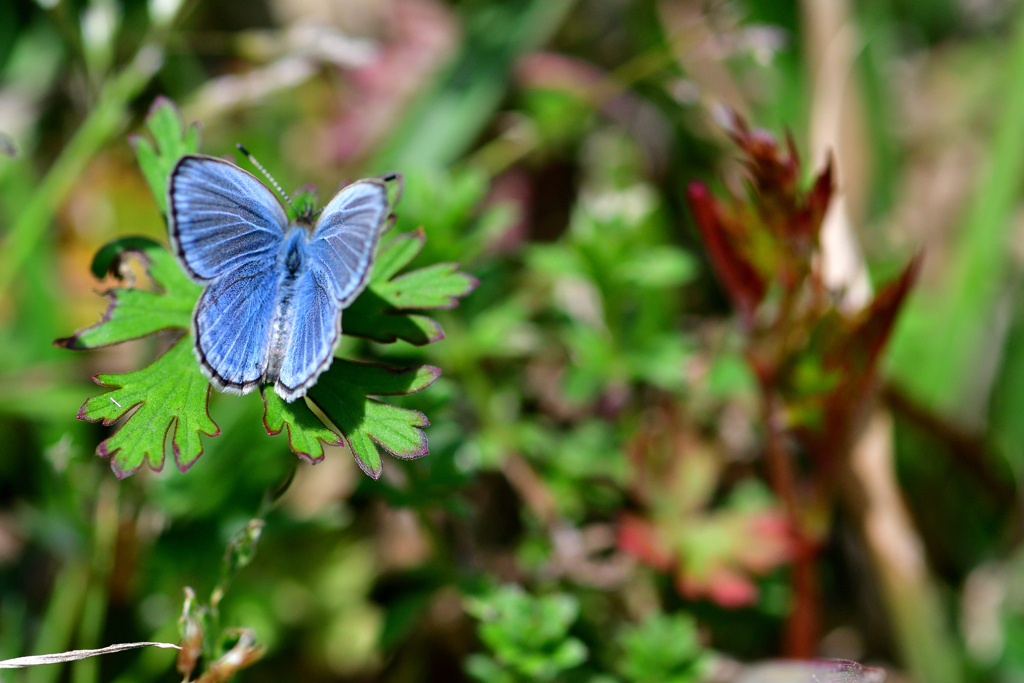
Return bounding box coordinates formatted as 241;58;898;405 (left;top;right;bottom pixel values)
263;227;329;387
168;154;393;402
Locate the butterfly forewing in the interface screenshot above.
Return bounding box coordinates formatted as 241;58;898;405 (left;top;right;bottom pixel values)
308;179;390;304
169;155;286;282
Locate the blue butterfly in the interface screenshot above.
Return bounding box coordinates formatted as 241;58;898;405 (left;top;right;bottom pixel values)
168;153;394;402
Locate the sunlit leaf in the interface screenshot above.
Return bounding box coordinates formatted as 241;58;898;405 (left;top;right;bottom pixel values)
54;237;199;349
129;96;200;216
77;338;218;477
308;360;440;479
373;262;478;311
261;390;343;464
344;229;477;345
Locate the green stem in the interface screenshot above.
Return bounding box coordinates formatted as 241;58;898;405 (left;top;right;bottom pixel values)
72;479;120;683
25;562;90;683
0;43;164;302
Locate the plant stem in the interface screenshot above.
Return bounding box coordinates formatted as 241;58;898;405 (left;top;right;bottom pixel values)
0;43;163;303
760;391;819;658
847;411;964;683
72;479;120;683
25;562;90;683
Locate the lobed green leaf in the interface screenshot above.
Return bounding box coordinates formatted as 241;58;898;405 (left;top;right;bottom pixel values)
374;262;478;311
307;360;440;479
77;338;218;477
371;228;426;284
344;229;477;345
343;291;445;346
129;96;200;216
55;237;199;350
261;390;343;464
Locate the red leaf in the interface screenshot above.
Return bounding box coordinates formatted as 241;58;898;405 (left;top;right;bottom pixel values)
804;155;834;235
687;182;767;322
829;253;923;376
803;253;923;472
677;567;760;608
617;513;673;571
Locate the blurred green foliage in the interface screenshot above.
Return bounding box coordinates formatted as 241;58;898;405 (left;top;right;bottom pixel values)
4;0;1024;682
464;586;587;682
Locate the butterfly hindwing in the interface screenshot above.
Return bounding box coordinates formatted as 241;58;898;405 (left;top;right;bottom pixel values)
274;268;341;401
193;260;280;394
169;155;287;282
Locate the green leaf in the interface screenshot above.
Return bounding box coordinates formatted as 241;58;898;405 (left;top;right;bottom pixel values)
614;246;698;288
344;229;477;345
77;337;218;477
54;237;200;349
465;585;588;681
371;228;427;284
617;613;709;683
261;390;343;463
343;291;445;346
129;96;200;216
526;244;588;278
374;262;478;310
307;360;440;479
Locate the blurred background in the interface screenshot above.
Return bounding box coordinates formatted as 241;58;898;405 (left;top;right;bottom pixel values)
3;0;1024;681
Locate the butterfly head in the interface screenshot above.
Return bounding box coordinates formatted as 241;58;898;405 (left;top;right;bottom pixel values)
288;184;319;227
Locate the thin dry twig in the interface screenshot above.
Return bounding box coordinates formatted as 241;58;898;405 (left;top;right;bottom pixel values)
0;642;180;669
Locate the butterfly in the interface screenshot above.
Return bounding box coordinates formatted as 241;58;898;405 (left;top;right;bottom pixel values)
168;151;396;402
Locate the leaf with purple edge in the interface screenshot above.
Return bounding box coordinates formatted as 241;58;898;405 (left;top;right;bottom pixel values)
54;237;200;350
344;229;477;345
307;360;441;479
130;96;200;216
77;338;218;477
261;389;344;464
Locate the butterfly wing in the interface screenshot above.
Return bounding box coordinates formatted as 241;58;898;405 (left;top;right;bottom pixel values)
272;267;340;401
168;155;287;282
168;155;287;393
307;179;390;304
193;260;280;394
272;179;390;400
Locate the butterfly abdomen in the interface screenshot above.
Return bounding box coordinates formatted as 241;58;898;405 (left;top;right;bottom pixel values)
264;229;309;385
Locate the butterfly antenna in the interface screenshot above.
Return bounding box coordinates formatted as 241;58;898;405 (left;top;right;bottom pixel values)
236;144;294;209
